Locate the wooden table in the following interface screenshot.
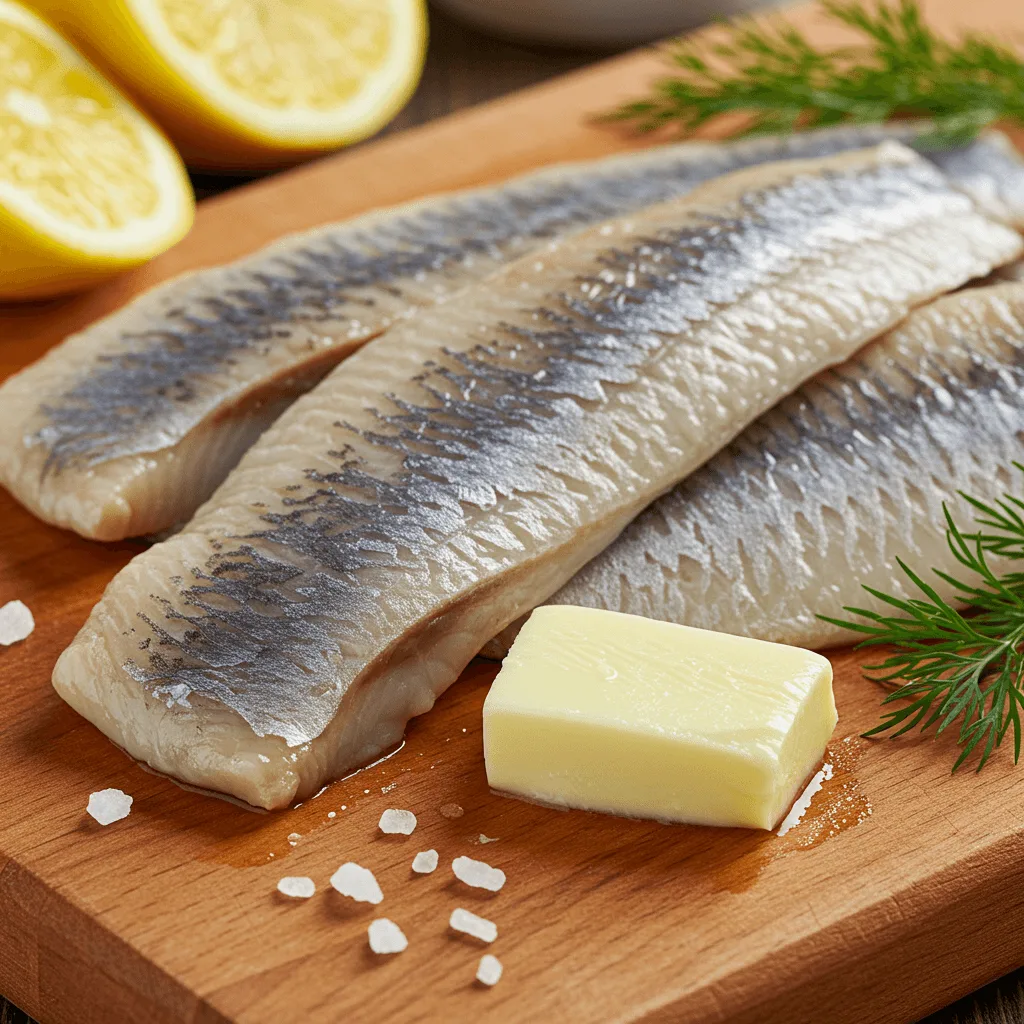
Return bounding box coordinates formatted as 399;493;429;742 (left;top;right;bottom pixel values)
2;4;1023;1022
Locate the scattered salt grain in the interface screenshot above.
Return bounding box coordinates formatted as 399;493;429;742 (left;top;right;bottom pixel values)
478;835;498;844
330;862;384;904
328;811;336;819
368;918;408;954
287;832;301;846
86;788;132;826
450;908;497;943
476;954;503;986
452;855;505;892
277;876;315;899
412;850;439;874
0;600;34;646
440;802;464;819
378;809;417;835
364;789;370;794
778;763;834;837
382;781;397;794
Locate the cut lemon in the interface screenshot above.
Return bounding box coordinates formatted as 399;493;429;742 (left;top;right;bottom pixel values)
36;0;428;169
0;0;193;300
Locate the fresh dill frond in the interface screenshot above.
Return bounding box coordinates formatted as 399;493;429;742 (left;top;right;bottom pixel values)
822;471;1024;771
605;0;1024;145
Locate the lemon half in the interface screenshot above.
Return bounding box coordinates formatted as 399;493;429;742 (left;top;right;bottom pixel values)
0;0;193;300
38;0;428;169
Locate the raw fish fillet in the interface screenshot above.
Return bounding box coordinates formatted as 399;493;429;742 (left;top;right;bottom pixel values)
52;146;1022;808
491;282;1024;653
3;127;1024;540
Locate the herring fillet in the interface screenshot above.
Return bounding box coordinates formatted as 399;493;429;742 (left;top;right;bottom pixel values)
3;128;1024;541
52;146;1022;809
490;282;1024;654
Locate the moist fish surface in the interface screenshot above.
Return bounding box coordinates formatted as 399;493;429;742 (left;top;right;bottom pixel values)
490;282;1024;654
52;145;1022;809
3;127;1024;541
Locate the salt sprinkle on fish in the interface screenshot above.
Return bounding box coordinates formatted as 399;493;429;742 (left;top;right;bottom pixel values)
0;600;34;646
368;918;408;955
450;908;497;943
411;850;439;874
778;763;834;837
277;876;315;899
453;856;505;892
330;862;384;904
379;809;417;835
476;954;503;987
86;788;132;825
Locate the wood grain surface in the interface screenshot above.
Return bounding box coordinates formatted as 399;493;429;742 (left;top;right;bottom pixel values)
4;3;1024;1023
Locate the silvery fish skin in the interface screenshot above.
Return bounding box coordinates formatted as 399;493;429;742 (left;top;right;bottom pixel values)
52;146;1022;809
498;282;1024;653
3;126;1023;541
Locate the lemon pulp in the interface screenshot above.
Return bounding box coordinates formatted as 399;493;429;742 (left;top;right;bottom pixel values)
0;20;160;232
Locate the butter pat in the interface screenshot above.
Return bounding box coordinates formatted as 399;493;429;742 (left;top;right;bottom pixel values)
483;607;837;830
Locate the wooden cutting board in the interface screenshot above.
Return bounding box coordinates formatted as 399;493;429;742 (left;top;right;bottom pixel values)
4;2;1024;1022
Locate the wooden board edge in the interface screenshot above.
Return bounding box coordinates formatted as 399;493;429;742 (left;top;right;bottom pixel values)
0;855;226;1024
627;830;1024;1023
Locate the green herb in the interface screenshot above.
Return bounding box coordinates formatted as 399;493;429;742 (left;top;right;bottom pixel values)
605;0;1024;144
822;467;1024;771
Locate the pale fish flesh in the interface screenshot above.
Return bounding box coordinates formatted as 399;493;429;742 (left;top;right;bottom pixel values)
3;127;1024;540
52;146;1022;808
493;281;1024;653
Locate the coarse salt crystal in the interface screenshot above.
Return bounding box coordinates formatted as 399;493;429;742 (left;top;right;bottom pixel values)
452;855;505;892
411;849;439;874
330;862;383;904
0;600;34;646
86;789;132;826
450;907;497;943
277;876;315;899
478;834;498;844
328;811;336;819
440;802;464;819
368;918;408;954
476;954;503;986
378;808;417;835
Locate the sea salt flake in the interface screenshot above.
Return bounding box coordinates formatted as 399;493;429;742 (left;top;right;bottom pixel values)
381;781;397;794
368;918;408;954
277;876;315;899
478;834;498;844
0;600;34;646
327;811;336;819
330;862;384;904
86;788;132;826
476;954;503;986
450;907;497;943
411;849;439;874
778;763;834;837
452;855;505;892
439;802;464;819
379;809;417;835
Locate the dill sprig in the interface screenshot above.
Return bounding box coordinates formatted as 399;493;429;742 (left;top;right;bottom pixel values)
823;467;1024;771
606;0;1024;144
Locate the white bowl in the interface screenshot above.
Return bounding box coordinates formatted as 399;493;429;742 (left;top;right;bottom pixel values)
431;0;772;48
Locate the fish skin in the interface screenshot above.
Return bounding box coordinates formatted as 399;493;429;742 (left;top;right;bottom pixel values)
4;126;1024;540
495;281;1024;654
52;146;1023;809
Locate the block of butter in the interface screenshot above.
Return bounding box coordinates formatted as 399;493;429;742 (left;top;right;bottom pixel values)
483;607;837;830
